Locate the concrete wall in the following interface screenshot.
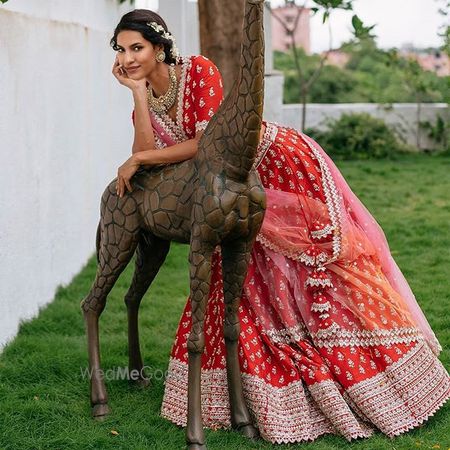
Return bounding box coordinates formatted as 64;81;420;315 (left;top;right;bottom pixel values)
0;0;135;349
158;0;200;57
281;103;449;150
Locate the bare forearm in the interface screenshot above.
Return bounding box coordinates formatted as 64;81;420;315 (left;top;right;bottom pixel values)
133;138;199;165
132;87;155;153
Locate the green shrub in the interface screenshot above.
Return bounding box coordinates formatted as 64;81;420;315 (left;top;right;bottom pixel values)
420;115;450;153
305;113;408;160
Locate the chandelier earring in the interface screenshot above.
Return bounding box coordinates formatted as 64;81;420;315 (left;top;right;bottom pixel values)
155;50;166;63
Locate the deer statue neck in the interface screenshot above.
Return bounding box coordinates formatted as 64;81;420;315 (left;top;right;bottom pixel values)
196;0;265;182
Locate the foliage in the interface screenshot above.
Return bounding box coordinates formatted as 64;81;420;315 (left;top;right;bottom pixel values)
421;115;450;152
1;156;450;449
274;39;450;104
436;0;450;55
275;48;357;103
305;113;408;160
267;0;375;129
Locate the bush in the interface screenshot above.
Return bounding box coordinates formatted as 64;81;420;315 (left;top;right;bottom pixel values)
305;113;407;160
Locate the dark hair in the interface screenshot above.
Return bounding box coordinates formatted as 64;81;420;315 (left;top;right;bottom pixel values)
110;9;176;65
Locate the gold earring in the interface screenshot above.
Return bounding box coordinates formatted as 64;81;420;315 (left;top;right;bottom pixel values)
155;50;166;63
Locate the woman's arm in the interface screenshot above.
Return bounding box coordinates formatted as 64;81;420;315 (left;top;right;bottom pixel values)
111;58;155;153
131;87;156;154
116;133;203;198
133;133;202;165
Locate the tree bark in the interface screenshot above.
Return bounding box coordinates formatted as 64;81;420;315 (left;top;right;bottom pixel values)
198;0;245;96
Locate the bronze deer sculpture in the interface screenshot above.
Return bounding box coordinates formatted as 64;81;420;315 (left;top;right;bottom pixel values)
81;0;265;447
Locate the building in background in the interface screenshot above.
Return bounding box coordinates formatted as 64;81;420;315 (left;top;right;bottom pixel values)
323;49;351;68
271;4;310;53
399;45;450;77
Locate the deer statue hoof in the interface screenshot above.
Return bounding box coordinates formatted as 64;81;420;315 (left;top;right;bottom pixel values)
92;403;111;419
131;377;150;388
187;444;207;450
235;423;259;440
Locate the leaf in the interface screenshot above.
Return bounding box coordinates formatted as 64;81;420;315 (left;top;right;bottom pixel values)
351;14;363;30
351;14;377;40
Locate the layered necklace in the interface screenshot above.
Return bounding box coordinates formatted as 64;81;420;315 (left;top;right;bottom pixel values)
147;65;178;114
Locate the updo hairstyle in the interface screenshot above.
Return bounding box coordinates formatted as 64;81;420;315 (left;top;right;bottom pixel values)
110;9;177;65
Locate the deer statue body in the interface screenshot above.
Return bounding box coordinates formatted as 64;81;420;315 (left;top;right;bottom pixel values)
81;0;265;447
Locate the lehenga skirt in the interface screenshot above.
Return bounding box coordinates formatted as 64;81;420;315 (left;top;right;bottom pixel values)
161;122;450;443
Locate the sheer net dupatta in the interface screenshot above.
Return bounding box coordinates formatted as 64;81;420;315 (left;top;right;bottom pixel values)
253;133;441;356
310;134;440;354
149;110;178;148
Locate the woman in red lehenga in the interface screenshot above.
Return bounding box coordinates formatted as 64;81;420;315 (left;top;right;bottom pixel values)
111;10;450;444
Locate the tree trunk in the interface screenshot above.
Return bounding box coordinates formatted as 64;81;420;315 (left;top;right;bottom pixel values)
198;0;245;96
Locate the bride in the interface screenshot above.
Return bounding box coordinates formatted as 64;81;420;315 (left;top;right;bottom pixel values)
110;8;450;443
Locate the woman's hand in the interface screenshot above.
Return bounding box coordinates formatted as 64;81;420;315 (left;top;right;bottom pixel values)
116;155;140;198
112;57;147;92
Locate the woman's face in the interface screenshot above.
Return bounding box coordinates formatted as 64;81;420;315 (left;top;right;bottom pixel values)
115;30;161;79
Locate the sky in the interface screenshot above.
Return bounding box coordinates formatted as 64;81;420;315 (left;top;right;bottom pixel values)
138;0;446;53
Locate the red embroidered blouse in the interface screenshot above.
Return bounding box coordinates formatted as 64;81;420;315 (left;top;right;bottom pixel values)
132;55;224;148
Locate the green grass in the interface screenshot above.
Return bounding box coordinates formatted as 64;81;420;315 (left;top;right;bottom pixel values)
1;154;449;450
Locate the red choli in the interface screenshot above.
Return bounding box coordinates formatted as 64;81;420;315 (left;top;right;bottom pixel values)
132;56;224;145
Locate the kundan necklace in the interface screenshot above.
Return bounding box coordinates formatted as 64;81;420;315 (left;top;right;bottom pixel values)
147;65;178;114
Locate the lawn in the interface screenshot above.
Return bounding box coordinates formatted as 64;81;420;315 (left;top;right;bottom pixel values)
0;154;449;450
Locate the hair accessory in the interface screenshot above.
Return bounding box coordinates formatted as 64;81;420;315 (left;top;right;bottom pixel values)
146;21;180;59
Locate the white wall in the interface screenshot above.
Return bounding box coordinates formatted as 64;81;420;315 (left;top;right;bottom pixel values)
281;103;449;150
158;0;200;57
0;0;135;349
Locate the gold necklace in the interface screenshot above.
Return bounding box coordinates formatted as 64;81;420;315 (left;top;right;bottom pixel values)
147;65;178;114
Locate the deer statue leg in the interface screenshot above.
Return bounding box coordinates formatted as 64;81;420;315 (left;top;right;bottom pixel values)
186;229;216;450
221;239;259;439
80;189;141;419
124;233;170;387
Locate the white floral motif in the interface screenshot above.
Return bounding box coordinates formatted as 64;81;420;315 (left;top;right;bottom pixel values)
199;79;205;88
209;87;215;97
196;64;202;73
199;98;205;107
195;120;209;133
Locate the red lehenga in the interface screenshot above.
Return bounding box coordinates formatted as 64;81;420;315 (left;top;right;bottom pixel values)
140;55;450;443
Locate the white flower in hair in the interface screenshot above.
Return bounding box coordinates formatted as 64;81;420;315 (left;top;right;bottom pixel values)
146;21;180;59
